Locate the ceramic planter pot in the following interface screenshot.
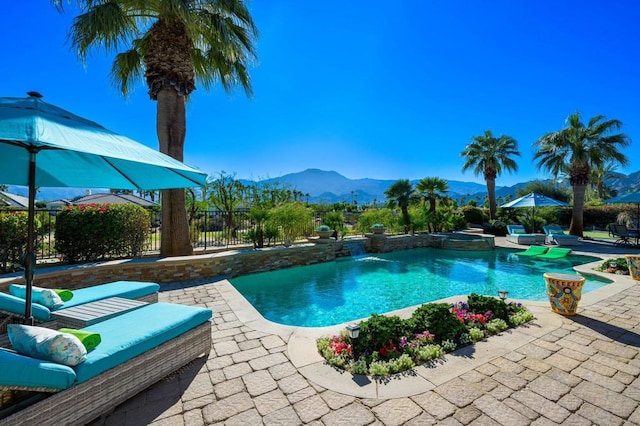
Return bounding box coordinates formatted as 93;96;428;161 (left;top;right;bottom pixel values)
316;230;334;239
625;255;640;281
544;272;585;315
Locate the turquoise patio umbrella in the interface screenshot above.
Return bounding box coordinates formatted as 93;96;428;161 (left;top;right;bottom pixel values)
500;192;568;233
0;92;207;323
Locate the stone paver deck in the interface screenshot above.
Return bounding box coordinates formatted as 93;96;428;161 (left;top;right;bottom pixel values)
94;239;640;425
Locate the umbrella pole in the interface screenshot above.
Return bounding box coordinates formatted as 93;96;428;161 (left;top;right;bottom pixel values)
23;149;37;325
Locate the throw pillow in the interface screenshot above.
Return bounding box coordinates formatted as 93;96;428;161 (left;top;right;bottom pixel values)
7;324;87;367
9;284;64;310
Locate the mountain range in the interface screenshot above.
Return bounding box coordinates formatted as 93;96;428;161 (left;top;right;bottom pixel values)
7;168;640;205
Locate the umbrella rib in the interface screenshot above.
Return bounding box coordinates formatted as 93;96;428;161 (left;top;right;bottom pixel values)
100;155;202;189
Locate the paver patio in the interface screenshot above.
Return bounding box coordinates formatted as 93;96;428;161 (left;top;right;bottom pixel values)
91;239;640;425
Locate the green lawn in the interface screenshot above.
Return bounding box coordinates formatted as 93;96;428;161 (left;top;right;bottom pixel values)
582;230;615;241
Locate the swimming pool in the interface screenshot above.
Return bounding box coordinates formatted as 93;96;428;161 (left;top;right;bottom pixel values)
229;247;610;327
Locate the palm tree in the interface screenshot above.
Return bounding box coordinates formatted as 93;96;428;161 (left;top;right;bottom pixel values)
384;179;415;233
534;112;630;236
590;160;618;199
53;0;258;256
461;130;520;220
416;177;448;214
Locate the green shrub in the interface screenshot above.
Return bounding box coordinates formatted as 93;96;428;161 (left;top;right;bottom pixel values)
461;206;487;225
349;359;369;375
355;314;409;355
486;319;509;334
356;209;395;234
388;354;415;374
510;309;535;326
0;211;41;273
368;360;390;377
469;327;485;342
55;204;150;263
467;293;510;323
416;344;443;362
441;340;457;352
408;303;466;343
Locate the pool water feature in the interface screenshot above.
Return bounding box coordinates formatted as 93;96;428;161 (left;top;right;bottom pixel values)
229;247;609;327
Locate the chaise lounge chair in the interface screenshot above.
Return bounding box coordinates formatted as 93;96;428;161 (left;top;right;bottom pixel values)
0;281;160;332
0;302;212;426
543;225;580;246
506;225;537;245
535;247;572;259
515;246;549;257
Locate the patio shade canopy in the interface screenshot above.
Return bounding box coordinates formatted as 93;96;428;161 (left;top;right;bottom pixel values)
500;192;568;209
0;93;208;323
603;192;640;229
0;95;206;190
500;192;568;233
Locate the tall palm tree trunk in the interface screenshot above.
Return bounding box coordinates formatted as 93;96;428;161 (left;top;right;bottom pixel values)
157;88;193;256
569;184;586;237
486;178;497;219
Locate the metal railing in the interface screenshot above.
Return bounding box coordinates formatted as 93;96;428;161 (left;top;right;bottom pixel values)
2;209;327;264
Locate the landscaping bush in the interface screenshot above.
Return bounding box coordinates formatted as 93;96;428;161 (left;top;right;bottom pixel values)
318;296;535;377
461;206;487;226
356;208;395;234
0;211;41;273
55;204;150;263
407;303;466;343
594;257;630;275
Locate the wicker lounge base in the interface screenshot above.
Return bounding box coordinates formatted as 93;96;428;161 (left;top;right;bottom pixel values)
0;321;211;426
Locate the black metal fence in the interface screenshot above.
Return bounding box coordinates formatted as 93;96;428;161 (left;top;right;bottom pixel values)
9;208;327;262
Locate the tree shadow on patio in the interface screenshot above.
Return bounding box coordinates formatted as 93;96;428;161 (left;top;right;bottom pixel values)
568;314;640;348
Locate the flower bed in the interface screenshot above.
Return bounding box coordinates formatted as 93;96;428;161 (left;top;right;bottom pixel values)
594;257;630;275
317;293;535;377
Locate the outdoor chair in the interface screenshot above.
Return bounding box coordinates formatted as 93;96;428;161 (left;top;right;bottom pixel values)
542;225;580;246
610;224;639;247
506;225;537;245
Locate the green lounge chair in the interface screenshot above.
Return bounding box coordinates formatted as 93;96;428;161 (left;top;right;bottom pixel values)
515;246;549;257
535;247;572;259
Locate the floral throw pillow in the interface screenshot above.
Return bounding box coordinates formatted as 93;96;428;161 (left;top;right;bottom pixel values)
9;284;64;310
8;324;87;367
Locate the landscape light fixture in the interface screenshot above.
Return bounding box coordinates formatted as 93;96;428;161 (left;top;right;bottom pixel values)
498;290;509;301
346;324;360;339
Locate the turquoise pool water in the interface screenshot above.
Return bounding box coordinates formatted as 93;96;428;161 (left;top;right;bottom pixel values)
229;248;610;327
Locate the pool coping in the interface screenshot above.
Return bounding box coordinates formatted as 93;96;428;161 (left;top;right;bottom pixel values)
213;249;637;399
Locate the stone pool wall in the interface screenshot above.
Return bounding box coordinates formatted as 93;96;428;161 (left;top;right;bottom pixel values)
0;243;336;292
0;233;494;292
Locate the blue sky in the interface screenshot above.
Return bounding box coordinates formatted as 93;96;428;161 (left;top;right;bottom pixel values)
1;1;638;187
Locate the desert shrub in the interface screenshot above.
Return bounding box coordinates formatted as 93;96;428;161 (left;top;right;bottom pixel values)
461;206;487;225
356;208;395;234
55;204;149;263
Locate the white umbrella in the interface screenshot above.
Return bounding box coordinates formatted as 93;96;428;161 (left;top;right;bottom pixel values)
0;92;207;323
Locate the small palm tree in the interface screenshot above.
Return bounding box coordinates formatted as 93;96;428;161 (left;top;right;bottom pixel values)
534;112;630;236
461;130;520;220
416;177;449;214
590;160;619;200
53;0;258;256
384;179;415;233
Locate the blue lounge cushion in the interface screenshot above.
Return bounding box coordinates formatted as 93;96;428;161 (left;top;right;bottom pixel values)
59;281;160;310
0;292;51;321
73;302;212;383
0;348;76;390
